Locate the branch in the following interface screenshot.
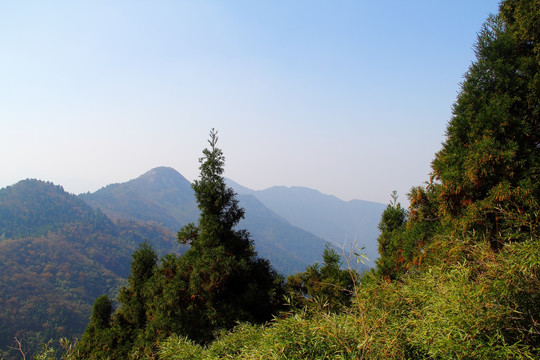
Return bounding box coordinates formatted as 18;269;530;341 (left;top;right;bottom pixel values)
7;337;26;360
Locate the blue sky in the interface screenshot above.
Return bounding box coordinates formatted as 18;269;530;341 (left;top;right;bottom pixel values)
0;1;500;204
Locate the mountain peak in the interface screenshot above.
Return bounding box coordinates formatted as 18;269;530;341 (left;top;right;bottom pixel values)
143;166;184;178
80;167;197;230
0;179;109;239
137;167;190;185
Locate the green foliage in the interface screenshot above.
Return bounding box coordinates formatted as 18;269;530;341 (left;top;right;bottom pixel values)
75;129;284;359
33;338;79;360
285;246;356;313
75;242;160;359
375;190;438;281
118;240;158;329
375;192;408;280
376;0;539;280
157;235;539;359
0;178;182;359
431;3;540;246
90;295;113;330
144;129;284;346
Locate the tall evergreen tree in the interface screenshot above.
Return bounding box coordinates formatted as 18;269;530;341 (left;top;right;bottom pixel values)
431;2;539;247
148;129;284;345
375;0;539;280
77;131;284;358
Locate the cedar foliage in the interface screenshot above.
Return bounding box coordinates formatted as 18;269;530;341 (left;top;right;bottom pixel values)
376;0;539;281
431;2;539;247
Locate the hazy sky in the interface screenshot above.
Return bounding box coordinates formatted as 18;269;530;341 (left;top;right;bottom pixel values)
1;1;500;204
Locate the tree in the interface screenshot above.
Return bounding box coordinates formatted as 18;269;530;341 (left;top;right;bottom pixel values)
285;245;356;313
90;295;113;330
117;240;157;330
431;3;539;247
374;192;408;280
76;242;158;359
149;129;284;344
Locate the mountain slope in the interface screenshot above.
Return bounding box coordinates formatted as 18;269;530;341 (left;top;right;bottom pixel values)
237;194;328;275
79;167;198;229
227;180;386;264
0;179;178;359
81;167;329;275
0;179;115;239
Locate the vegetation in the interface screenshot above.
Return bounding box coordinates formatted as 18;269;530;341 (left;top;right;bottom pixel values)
157;237;539;359
0;180;180;359
21;0;540;358
74;129;284;358
154;0;539;358
285;245;357;314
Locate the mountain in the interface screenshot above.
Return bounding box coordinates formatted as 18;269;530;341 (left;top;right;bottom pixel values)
236;194;328;275
81;167;329;275
0;170;381;357
0;179;179;359
226;180;386;265
79;167;198;229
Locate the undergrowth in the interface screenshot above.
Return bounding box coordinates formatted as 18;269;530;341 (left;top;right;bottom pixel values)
158;236;539;359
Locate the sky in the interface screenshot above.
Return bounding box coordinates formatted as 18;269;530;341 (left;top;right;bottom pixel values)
0;1;501;204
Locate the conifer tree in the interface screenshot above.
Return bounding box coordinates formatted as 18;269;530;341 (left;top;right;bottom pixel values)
117;240;157;330
90;295;113;330
76;241;159;359
431;2;539;247
375;191;408;280
148;129;284;344
374;0;539;281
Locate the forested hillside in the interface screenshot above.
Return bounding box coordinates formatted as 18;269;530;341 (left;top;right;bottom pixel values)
79;167;198;230
0;180;182;359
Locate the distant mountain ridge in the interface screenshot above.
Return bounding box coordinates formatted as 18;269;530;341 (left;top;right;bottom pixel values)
226;180;386;264
0;179;114;239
